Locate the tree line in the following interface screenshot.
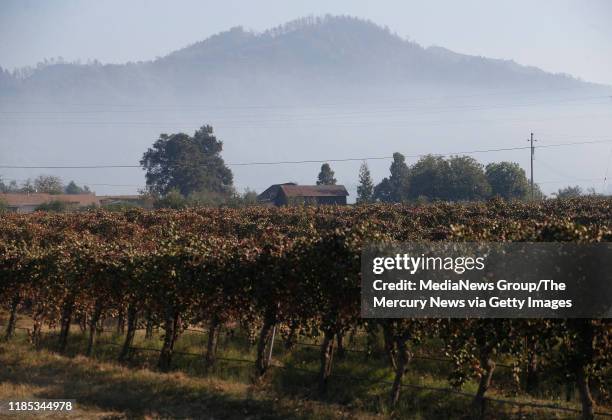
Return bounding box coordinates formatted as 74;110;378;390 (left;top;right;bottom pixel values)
1;124;604;211
0;176;90;195
344;154;538;203
140;124;597;206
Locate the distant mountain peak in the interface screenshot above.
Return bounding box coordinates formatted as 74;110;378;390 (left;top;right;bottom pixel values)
166;15;404;61
2;15;603;102
166;26;255;60
261;15;395;36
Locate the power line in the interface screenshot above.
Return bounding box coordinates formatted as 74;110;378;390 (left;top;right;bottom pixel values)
536;139;612;150
1;139;611;170
515;147;609;190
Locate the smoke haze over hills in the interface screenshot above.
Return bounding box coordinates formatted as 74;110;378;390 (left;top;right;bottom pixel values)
1;15;611;198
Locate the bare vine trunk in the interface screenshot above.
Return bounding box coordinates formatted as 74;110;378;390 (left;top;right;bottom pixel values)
576;365;595;420
58;296;75;353
4;294;20;341
318;329;335;395
364;327;378;360
116;307;125;335
285;320;298;350
86;300;103;357
119;303;138;362
390;338;411;407
382;323;397;371
205;315;221;370
255;311;276;378
158;308;180;371
525;347;539;395
79;312;88;333
472;355;496;419
336;331;346;359
31;307;44;349
573;319;595;420
145;310;154;339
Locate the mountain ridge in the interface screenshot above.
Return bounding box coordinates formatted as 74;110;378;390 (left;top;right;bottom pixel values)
0;15;606;103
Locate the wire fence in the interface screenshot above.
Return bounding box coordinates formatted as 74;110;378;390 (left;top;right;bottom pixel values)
154;325;516;369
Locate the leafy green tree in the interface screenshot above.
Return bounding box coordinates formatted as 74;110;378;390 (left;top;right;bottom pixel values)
316;163;337;185
373;178;393;202
375;152;410;202
141;125;234;197
356;162;374;204
554;185;583;198
407;155;449;201
65;181;91;194
34;175;64;194
388;152;410;201
446;156;491;201
485;162;529;200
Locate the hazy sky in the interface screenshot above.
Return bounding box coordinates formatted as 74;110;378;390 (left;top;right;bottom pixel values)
1;0;611;85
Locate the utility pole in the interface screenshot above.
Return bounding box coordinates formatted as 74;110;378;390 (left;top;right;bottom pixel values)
528;132;537;200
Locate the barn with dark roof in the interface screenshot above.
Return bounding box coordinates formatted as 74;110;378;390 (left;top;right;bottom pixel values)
257;183;349;206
